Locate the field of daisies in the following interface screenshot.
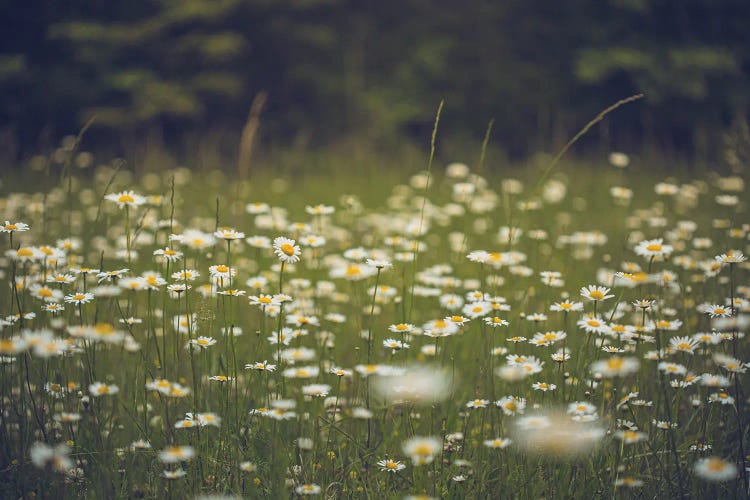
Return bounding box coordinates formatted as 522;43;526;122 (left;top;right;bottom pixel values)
0;152;748;499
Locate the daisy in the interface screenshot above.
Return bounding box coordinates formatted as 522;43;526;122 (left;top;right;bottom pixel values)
495;396;526;415
532;382;556;392
105;190;146;208
708;392;735;405
47;273;76;285
1;221;30;233
466;399;490;409
483;437;512;449
658;362;687;376
366;258;393;270
377;458;406;472
162;469;187;479
239;461;257;472
158;445;195;463
577;316;609;335
402;436;442;465
246;202;270;214
614;430;647;444
715;251;746;265
302;384;331;397
189;336;217;349
153;247;183;262
694;457;737;482
273;237;301;263
214;227;245;240
580;285;614;302
481;317;509;330
591;356;640;378
634;238;673;259
29;442;73;472
550;301;583;312
295;484;322;495
703;304;732;318
383;338;409;352
669;336;699;354
245;360;276;372
64;292;94;304
89;382;119;397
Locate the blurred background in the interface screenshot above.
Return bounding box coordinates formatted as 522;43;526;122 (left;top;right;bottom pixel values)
2;0;750;168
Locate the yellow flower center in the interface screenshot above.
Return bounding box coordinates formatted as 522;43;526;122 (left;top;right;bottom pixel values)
17;248;34;257
587;320;601;327
118;194;135;203
589;290;604;300
97;385;110;394
216;265;229;273
281;243;295;256
706;458;726;472
606;358;624;370
646;243;662;252
94;323;114;335
4;224;17;230
345;265;361;276
73;294;86;300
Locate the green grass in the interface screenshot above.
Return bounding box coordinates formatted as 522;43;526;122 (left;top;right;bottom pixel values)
0;149;747;499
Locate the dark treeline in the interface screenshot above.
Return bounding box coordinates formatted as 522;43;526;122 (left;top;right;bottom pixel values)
1;0;749;161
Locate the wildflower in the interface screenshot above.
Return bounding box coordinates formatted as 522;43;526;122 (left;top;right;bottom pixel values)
389;323;415;334
295;484;322;495
2;221;30;233
513;412;604;457
703;304;732;318
580;285;614;302
466;399;490;409
302;384;331;397
484;437;512;449
496;396;526;415
550;301;583;312
273;237;301;263
615;430;647;444
715;251;746;264
484;316;509;327
282;366;320;379
532;382;556;392
707;392;735;405
668;336;699;354
30;442;73;472
64;292;94;304
214;227;245;240
158;446;195;463
190;337;217;349
89;382;119;397
577;316;609;335
162;469;186;479
366;258;392;270
105;190;146;208
615;477;644;488
658;362;687;376
153;247;183;262
402;436;441;465
383;338;409;352
634;238;673;259
377;458;406;472
590;356;640;377
694;457;737;482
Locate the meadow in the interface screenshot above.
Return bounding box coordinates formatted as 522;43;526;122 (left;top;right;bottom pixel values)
0;142;747;499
